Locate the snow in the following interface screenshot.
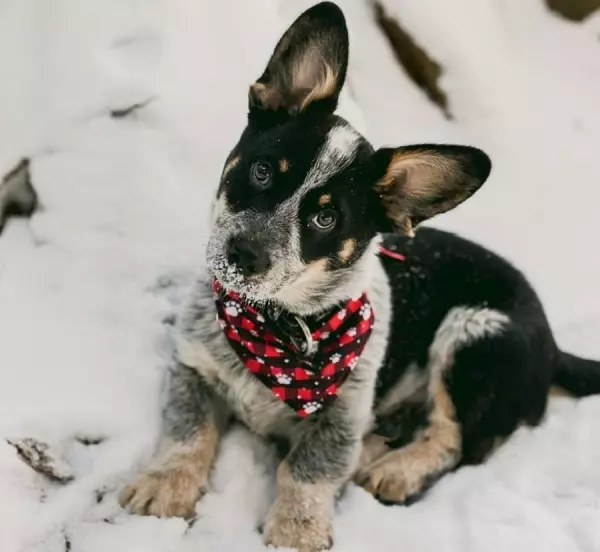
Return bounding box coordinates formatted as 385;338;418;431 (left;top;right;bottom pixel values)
1;0;600;551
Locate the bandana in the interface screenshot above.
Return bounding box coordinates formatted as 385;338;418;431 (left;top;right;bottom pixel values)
213;281;375;417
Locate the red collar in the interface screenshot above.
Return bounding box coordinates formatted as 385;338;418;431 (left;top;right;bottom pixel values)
212;244;405;417
378;245;406;262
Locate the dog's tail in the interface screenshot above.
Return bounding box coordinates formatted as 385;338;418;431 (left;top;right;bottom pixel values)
554;351;600;397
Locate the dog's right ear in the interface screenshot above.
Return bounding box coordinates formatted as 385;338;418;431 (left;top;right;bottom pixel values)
249;2;349;119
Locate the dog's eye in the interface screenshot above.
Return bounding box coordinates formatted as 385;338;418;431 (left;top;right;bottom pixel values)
250;161;272;189
309;210;337;231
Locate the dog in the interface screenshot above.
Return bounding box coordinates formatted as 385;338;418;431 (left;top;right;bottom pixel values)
119;3;600;550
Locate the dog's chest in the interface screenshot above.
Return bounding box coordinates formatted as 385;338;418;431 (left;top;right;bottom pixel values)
176;266;392;438
217;365;300;436
176;283;300;436
179;335;300;437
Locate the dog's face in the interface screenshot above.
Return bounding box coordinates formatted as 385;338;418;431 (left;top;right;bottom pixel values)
207;2;491;314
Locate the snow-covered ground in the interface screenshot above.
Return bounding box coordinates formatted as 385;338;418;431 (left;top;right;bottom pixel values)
1;1;600;550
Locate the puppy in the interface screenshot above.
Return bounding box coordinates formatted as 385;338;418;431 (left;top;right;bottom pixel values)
120;3;600;551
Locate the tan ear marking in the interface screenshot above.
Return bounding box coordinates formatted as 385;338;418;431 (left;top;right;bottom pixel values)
279;159;290;173
250;82;266;96
250;82;283;111
338;238;356;262
376;150;441;197
403;218;416;238
299;62;337;111
318;193;332;206
222;156;240;180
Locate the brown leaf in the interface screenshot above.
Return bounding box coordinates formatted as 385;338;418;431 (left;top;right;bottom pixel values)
373;2;450;119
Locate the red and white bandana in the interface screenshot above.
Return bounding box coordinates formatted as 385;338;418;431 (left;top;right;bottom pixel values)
212;280;375;417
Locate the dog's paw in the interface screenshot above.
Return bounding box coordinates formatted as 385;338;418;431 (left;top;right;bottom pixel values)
263;508;333;552
354;453;423;505
119;467;207;518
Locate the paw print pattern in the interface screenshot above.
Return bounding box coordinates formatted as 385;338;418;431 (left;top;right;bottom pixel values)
276;374;292;385
303;401;323;414
359;304;372;320
225;301;240;317
213;279;376;418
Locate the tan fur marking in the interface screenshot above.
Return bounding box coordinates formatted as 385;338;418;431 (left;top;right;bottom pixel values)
318;193;332;206
250;59;337;114
374;149;473;234
250;82;276;109
338;238;356;263
263;461;335;552
549;385;574;398
357;434;391;472
119;423;220;518
299;62;337;111
274;258;329;310
376;150;452;198
402;217;416;238
279;158;290;173
221;156;240;181
356;357;460;503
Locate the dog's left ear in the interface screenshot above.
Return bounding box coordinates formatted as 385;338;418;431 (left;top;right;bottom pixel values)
372;145;492;236
249;2;349;117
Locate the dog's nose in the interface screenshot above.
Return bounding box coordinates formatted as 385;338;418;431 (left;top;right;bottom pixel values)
227;237;271;277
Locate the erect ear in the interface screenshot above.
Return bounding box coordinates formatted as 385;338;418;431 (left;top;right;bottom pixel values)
249;2;349;117
372;145;492;236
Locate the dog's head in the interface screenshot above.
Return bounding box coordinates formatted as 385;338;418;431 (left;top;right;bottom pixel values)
207;2;491;314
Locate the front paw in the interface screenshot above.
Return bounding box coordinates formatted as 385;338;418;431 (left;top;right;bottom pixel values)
263;507;333;552
119;467;207;519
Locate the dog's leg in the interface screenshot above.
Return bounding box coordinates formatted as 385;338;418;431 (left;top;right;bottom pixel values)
356;307;512;504
354;367;460;504
263;405;364;552
355;399;430;475
357;433;390;471
120;363;228;518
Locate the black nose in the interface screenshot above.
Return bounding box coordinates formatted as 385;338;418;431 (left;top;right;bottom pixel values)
227;237;270;277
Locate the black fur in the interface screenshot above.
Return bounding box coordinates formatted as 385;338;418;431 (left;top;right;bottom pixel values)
375;228;600;465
